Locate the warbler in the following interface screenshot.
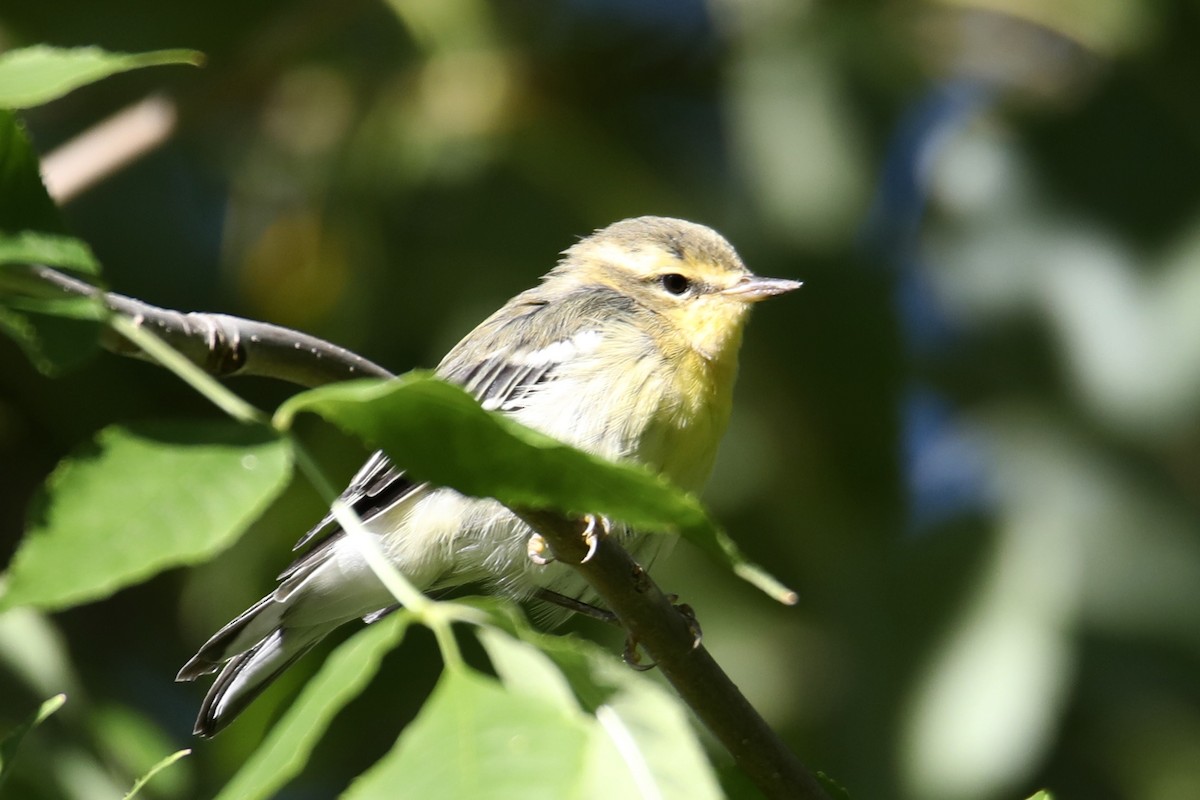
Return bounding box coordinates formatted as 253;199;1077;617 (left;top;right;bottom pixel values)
177;216;800;736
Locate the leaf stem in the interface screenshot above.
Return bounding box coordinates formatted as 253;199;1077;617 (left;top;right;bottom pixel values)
122;749;191;800
288;440;467;671
110;315;264;425
288;443;429;615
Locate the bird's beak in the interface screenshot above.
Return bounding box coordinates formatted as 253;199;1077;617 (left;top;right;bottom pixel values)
721;276;803;303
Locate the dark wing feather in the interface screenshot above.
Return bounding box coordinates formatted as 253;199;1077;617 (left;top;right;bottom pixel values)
287;296;579;565
291;451;416;552
457;356;559;413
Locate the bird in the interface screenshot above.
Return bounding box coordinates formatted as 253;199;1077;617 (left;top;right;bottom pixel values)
176;216;801;736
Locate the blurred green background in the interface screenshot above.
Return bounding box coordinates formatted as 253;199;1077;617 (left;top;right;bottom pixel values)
3;0;1200;798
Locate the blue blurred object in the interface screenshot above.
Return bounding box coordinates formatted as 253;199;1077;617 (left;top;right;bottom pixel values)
862;80;995;533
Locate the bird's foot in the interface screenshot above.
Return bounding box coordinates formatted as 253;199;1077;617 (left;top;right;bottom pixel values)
526;514;608;565
621;594;703;671
527;532;554;565
579;513;607;563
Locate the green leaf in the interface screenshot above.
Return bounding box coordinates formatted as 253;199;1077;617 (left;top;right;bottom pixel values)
216;613;411;800
90;706;191;799
0;110;65;233
341;667;591;800
0;609;80;699
583;662;722;800
123;749;190;800
0;113;102;373
0;304;102;375
0;46;204;109
465;599;725;800
513;625;722;800
1025;792;1054;800
0;231;101;273
477;626;580;714
276;373;795;603
461;596;615;712
0;118;102;371
0;420;292;612
0;694;66;789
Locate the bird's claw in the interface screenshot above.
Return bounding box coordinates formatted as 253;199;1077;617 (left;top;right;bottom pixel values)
528;515;606;565
623;633;657;671
580;514;606;563
621;596;703;671
527;532;554;565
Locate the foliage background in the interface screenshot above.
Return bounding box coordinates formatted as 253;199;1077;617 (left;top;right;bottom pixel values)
3;0;1200;798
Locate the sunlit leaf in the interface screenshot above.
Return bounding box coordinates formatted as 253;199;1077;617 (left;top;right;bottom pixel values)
216;613;412;800
584;666;722;800
0;46;204;109
341;667;590;800
276;373;795;602
0;420;292;612
467;599;724;800
477;626;579;714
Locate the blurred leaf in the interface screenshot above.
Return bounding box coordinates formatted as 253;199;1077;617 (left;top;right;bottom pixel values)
0;46;204;110
1024;792;1053;800
341;666;590;800
464;597;615;712
0;110;65;233
577;644;722;800
0;294;104;319
0;420;292;612
0;304;101;375
0;112;102;373
0;609;80;699
91;706;191;799
122;749;190;800
0;232;101;273
276;373;795;603
0;693;66;789
477;626;580;714
215;613;412;800
471;599;723;799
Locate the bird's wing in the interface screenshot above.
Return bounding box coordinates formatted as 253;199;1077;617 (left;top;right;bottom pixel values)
289;450;415;554
285;292;621;569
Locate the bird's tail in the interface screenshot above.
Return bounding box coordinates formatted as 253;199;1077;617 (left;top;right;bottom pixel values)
176;595;336;737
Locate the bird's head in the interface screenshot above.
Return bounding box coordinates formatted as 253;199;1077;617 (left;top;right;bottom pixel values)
550;216;801;361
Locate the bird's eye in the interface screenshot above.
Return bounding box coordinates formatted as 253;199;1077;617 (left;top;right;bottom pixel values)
660;273;691;296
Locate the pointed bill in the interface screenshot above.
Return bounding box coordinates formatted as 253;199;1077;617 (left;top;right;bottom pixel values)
721;276;803;302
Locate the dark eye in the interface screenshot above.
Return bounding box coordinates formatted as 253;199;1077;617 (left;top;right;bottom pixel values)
660;273;690;296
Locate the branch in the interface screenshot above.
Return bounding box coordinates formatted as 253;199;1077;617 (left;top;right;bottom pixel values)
18;264;830;800
17;264;390;386
518;510;830;800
